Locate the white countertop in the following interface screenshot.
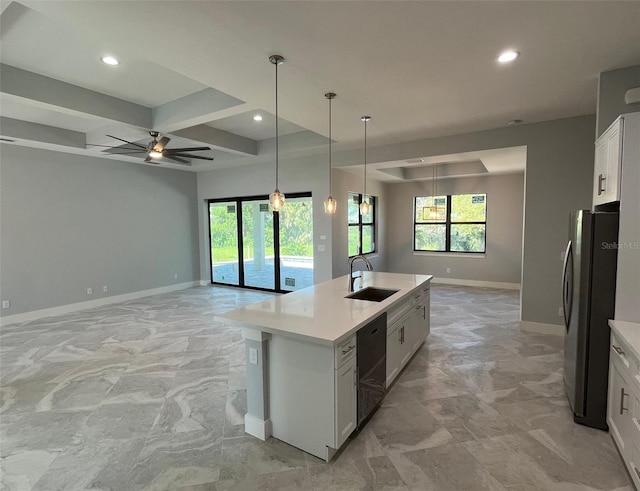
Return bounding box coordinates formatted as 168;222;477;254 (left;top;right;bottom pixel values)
220;272;432;346
609;319;640;361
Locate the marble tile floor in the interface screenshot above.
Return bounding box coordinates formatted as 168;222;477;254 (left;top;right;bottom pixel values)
0;285;633;490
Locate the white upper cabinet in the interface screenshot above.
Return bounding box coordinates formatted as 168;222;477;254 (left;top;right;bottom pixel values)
593;116;623;207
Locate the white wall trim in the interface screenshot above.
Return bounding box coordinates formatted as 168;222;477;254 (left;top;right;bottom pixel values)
413;252;486;259
431;277;520;290
0;282;199;327
244;414;272;441
519;320;565;336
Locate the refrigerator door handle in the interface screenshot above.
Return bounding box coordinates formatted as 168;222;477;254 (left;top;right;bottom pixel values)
562;240;573;331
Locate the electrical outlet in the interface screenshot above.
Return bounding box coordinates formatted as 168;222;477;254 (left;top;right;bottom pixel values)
2;300;10;309
446;267;451;274
103;285;108;293
173;273;178;280
249;348;258;365
318;244;326;252
87;288;93;295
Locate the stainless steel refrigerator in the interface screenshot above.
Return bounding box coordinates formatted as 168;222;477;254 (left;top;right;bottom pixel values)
562;210;619;430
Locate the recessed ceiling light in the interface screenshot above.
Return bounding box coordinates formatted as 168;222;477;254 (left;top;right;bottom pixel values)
497;50;520;64
253;114;263;122
100;55;120;66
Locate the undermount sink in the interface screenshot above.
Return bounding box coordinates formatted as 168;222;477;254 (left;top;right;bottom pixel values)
345;287;399;302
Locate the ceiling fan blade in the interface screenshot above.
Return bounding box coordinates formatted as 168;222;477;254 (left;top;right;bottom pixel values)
105;150;148;155
170;153;214;161
106;135;147;149
163;154;190;164
163;146;211;153
154;136;171;152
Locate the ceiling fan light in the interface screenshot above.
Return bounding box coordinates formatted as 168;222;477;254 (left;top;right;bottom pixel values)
269;189;285;212
149;150;163;159
324;196;337;214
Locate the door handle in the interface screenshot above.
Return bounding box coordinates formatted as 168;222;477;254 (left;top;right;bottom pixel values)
620;387;629;414
562;240;573;330
598;174;606;195
612;345;625;357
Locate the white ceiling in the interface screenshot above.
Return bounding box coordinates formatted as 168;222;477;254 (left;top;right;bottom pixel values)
1;1;639;177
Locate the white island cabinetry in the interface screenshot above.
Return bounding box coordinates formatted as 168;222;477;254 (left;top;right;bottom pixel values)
222;272;432;461
608;320;640;488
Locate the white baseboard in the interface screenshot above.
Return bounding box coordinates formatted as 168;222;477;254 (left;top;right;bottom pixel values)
0;282;199;327
519;321;565;336
431;277;520;290
244;414;272;441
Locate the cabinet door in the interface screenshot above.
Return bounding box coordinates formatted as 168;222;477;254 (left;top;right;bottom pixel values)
386;324;402;387
594;119;623;206
400;317;413;367
608;360;633;455
335;356;357;448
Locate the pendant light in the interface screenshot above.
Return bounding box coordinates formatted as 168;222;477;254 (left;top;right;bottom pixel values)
269;55;285;212
360;116;371;216
324;92;337;214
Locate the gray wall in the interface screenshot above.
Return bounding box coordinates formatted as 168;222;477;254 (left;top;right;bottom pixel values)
0;144;199;316
386;173;524;284
597;65;640;137
331;168;388;278
197;154;334;285
335;115;595;326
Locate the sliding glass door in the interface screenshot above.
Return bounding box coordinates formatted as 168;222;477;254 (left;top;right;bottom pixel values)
242;199;275;290
208;194;313;293
209;201;240;285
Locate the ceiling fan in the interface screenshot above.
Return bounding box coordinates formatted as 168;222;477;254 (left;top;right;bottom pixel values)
92;131;214;164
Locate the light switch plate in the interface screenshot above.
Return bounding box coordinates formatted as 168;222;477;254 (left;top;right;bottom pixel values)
318;244;326;252
249;348;258;365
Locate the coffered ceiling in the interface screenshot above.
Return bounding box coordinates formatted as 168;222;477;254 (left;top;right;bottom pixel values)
1;1;639;178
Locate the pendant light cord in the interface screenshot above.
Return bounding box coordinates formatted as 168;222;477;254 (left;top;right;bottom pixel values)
363;119;367;197
328;96;332;194
275;61;279;190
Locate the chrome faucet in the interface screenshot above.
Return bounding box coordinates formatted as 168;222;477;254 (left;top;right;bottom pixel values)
349;255;373;291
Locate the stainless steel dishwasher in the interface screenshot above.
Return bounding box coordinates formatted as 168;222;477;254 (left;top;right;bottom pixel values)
356;312;387;427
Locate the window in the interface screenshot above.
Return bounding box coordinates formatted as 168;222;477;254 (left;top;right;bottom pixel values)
414;194;486;253
348;192;376;256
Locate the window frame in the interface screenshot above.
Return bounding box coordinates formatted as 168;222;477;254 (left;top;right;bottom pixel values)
412;194;487;253
348;192;377;257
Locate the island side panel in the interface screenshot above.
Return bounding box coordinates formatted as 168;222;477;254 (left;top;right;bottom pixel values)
268;334;336;460
243;328;272;440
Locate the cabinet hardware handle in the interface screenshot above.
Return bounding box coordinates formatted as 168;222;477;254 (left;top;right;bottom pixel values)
612;345;625;356
342;345;355;355
354;368;357;387
598;174;606;195
620;387;629;414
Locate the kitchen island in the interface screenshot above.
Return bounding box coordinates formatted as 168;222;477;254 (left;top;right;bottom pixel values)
221;271;432;461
